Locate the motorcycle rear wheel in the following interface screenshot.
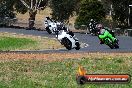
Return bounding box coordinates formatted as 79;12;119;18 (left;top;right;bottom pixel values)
63;38;72;50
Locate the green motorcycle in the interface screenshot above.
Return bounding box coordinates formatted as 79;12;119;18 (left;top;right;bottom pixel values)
103;37;119;49
98;30;119;49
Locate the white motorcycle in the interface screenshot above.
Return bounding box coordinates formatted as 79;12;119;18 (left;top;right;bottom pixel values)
44;19;56;34
44;18;62;34
55;29;80;50
46;22;57;34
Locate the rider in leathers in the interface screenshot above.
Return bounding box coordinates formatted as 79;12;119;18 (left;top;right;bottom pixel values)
97;24;117;44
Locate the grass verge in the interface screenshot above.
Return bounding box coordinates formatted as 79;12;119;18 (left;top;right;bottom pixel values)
0;32;63;51
0;36;36;51
0;54;131;88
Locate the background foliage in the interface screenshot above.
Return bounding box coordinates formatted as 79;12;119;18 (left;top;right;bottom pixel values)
74;0;106;28
1;0;132;28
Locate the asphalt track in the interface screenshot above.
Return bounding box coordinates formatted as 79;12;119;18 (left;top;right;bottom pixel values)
0;28;132;53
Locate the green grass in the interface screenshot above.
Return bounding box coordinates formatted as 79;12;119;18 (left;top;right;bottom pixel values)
0;37;36;51
0;32;63;50
0;57;132;88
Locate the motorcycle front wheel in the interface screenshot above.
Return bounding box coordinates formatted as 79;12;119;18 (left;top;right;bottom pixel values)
75;42;80;50
114;43;119;49
46;27;52;34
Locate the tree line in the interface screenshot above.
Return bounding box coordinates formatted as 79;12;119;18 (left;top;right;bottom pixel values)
0;0;132;29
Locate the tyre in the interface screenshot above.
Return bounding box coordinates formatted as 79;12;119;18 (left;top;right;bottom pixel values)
107;42;114;49
114;43;119;49
46;27;52;34
114;39;119;49
109;44;114;49
76;76;87;85
75;42;80;50
105;38;114;49
62;38;72;50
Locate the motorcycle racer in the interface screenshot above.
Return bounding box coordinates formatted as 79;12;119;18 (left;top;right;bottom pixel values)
97;24;117;44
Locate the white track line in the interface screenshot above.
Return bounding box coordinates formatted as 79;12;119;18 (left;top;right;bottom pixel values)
80;43;89;48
